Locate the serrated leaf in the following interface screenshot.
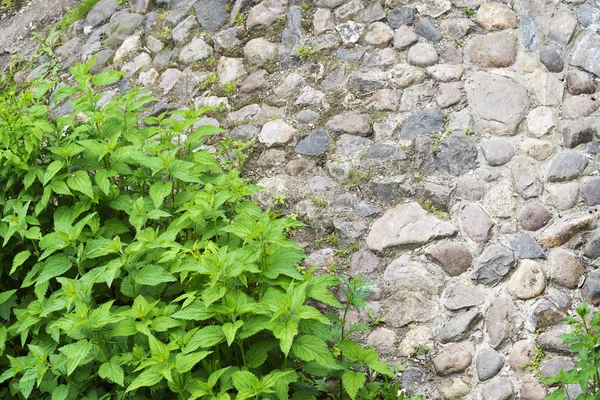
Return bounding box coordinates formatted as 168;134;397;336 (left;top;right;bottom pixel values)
42;160;63;186
37;254;72;284
149;181;172;209
49;181;73;195
232;371;259;392
292;335;338;369
245;340;278;368
134;265;177;286
10;250;31;275
95;170;111;195
341;370;365;400
58;339;94;375
67;170;94;198
171;300;215;321
273;320;298;356
51;384;70;400
175;351;211;373
264;246;304;280
126;367;163;392
222;320;244;346
92;70;123;86
185;326;225;353
99;359;124;386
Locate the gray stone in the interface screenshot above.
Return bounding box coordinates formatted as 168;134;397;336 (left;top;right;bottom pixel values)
454;176;487;201
361;2;387;24
337;46;367;61
334;219;367;241
279;6;305;67
426;241;472;276
481;138;515;166
563;121;595;149
583;269;600;302
481;377;514;400
472;245;515;286
461;203;493;242
364;22;394;47
84;0;119;27
295;109;320;125
366;201;458;251
415;18;443;43
166;0;196;27
433;344;473;376
179;37;213;64
363;142;406;162
259;119;296;147
439;309;482;343
366;327;396;353
217;57;246;84
549;249;585;288
246;0;285;30
521;376;547;400
159;68;182;95
526;107;556;137
334;0;364;20
239;70;270;94
363;48;399;68
531;298;565;329
401;367;424;392
539;357;575;379
369;175;413;205
244;38;279;67
416;0;452;18
349;251;379;276
347;70;386;94
334;135;372;161
385;288;436;327
399;108;445;140
465;32;517;68
172;16;198;45
507;260;546;299
529;70;564;107
393;25;419;50
548;5;577;46
422;181;452;210
384;255;444;295
512;156;543;199
547;151;589;182
295;86;326;106
477;349;504;381
579;3;600;27
90;49;113;74
366;89;401;112
326;112;372;136
537;326;572;355
407;43;438;67
442;281;486;310
313;8;334;36
583;177;600;206
519;202;551;231
388;7;415;28
295;130;331;156
486;298;514;348
435;82;463;109
274;73;305;97
426;64;465;82
436;133;477;176
467;72;529;136
540;44;563;73
571;30;600;77
195;0;228;31
229;125;259;141
213;27;242;52
562;96;599;118
521;14;539;50
440;18;473;40
321;66;349;92
336;21;364;44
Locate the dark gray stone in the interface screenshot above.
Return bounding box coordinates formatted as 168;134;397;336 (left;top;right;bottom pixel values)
413;136;436;174
388;7;415;28
414;18;443;43
399;108;445;140
363;143;406;162
509;233;544;259
583;177;600;206
279;6;305;67
347;71;387;94
337;45;367;62
321;66;349;91
369;175;413;205
334;218;367;240
84;0;119;27
578;3;600;27
521;14;539;51
563;122;595;149
439;308;482;343
400;367;424;391
90;49;113;74
295;130;331;156
422;182;452;210
153;49;175;70
477;349;504;381
540;44;564;73
436;133;477;176
582;269;600;302
547;151;589;182
195;0;228;31
531;299;565;329
584;230;600;259
166;0;196;27
471;245;515;286
229;125;259;141
355;201;381;217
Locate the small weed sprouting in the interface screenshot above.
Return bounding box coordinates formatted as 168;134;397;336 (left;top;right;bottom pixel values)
463;129;475;136
223;79;239;95
327;231;340;246
463;7;475;18
273;193;287;205
234;12;244;24
312;194;328;207
295;44;317;59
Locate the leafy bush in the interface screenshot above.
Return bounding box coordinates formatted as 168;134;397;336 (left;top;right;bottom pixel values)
543;302;600;399
0;60;412;400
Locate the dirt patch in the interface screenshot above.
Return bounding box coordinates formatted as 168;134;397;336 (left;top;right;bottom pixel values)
0;0;77;70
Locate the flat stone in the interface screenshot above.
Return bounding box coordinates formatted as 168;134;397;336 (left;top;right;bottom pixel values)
461;203;494;242
243;38;279;67
172;15;198;45
349;251;379;276
366;89;401;112
519;202;551;231
562;96;599;118
507;260;546;299
426;64;465;81
539;213;598;247
465;32;517;68
388;7;415;28
279;6;305;67
295;86;325;106
274;73;305;97
179;37;213;64
540;44;563;73
246;0;285;30
583;176;600;206
166;0;196;27
426;241;472;276
212;27;242;52
466;72;529;136
347;70;387;94
526;107;556;137
481;138;515;166
454;176;487;201
84;0;119;27
295;109;320;125
158;68;182;94
440;18;474;40
439;308;482;343
540;357;575;379
416;0;452;18
384;255;444;295
436;132;477;176
520;138;555;161
259;119;296;147
334;0;364;20
510;340;537;370
476;2;518;30
313;8;334;35
512;156;543;199
295;129;331;156
364;22;394;47
477;349;504;381
195;0;228;31
531;298;566;329
472;244;515;286
363;142;406;163
521;375;548;400
360;2;386;23
336;21;364;44
414;18;443;43
509;233;544;259
571;30;600;78
433;343;473;376
521;14;540;50
239;70;270;93
442;281;486;310
486;298;515;348
548;5;577;46
563;121;595;149
384;289;436;327
481;377;514;400
584;230;600;259
566;70;596;94
366;202;458;252
326;112;371;136
529;70;564;107
217;57;246;84
440;379;471;399
388;64;426;88
407;43;439;67
366;327;396;353
547;150;589;182
399;108;445;140
436;82;463;108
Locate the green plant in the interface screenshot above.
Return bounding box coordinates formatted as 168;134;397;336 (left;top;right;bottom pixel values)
463;7;475;18
526;345;545;377
158;25;172;40
295;44;316;59
56;0;101;30
0;59;398;400
222;79;239;96
234;12;244;24
327;232;340;247
418;200;449;220
311;195;327;208
463;129;475;136
543;303;600;399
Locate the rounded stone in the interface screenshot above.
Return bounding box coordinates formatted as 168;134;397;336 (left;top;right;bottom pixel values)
521;374;547;400
540;44;564;73
510;340;537;370
526;106;556;137
366;327;397;353
258;119;297;147
439;378;470;399
476;2;518;30
477;348;504;381
507;260;546;300
425;241;472;276
407;43;439;67
540;357;575;379
243;37;279;66
518;202;552;231
465;32;517;68
364;22;394;47
480;137;515;166
481;376;514;400
583;176;600;206
548;249;585;289
433;343;473;376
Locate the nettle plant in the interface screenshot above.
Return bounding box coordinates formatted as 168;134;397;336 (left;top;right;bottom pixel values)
0;60;411;400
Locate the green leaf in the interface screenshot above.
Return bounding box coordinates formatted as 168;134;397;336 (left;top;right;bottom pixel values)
67;170;94;198
51;384;70;400
245;340;278;368
341;370;365;400
171;300;214;321
49;181;73;195
149;181;172;209
42;160;64;186
126;367;164;392
92;70;123;86
58;339;94;375
37;254;72;284
95;170;111;196
232;371;259;399
264;246;304;280
292;335;338;369
134;265;177;286
185;326;225;353
175;351;211;373
11;251;31;275
272;320;298;356
99;359;125;386
222;320;244;346
544;390;564;400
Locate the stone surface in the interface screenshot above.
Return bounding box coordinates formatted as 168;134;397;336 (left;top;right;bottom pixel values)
426;241;472;276
364;22;394;47
507;260;546;299
366;202;458;251
436;133;477;176
415;18;443;43
508;233;544;259
563;121;595;149
326;112;372;136
295;130;331;157
244;38;279;66
486;298;514;348
433;344;473;376
388;7;415;28
510;340;537;370
540;44;564;73
547;151;589;182
399;108;445;140
476;3;518;30
519;202;551;231
521;375;547;400
465;32;518;68
407;43;439;67
442;281;486;310
583;177;600;206
526;107;556;137
539;213;598;248
439;308;482;343
179;37;213;64
472;245;515;286
466;72;529;136
481;377;514;400
258;119;296;147
476;349;504;381
481;138;515;166
566;70;596;94
548;5;577;46
461;203;494;242
529;70;564;107
512;156;543;199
